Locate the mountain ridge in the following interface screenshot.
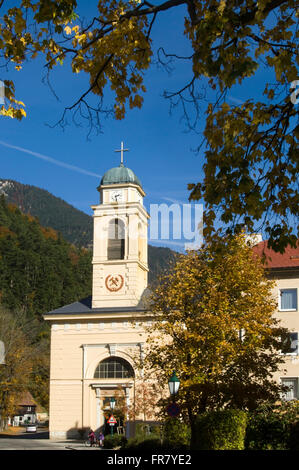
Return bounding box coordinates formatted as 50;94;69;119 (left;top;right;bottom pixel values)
0;178;93;248
0;178;177;284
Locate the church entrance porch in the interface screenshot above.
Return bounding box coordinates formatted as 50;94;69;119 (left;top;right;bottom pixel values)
91;383;133;438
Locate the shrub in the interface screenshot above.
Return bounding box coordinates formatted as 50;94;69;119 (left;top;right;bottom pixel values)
192;409;247;450
133;438;163;451
124;430;189;452
124;434;161;450
162;417;190;449
245;402;299;450
135;422;161;440
245;411;288;450
289;421;299;451
103;433;127;449
123;437;140;449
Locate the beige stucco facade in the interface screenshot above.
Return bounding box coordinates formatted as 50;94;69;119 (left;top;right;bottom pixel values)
44;165;153;439
44;265;299;440
92;182;149;309
45;312;153;439
44;161;299;439
270;269;299;393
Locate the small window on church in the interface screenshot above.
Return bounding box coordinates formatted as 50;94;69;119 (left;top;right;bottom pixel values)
108;218;125;260
94;357;134;379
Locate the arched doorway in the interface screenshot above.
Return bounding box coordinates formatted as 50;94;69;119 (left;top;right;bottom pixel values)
93;356;134;436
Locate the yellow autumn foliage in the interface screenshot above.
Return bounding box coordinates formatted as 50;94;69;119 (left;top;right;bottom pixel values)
144;234;288;418
0;1;296;250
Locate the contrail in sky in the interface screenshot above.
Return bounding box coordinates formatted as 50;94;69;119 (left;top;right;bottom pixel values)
0;140;101;178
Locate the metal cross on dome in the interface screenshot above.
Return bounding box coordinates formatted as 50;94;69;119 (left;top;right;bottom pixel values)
115;141;129;165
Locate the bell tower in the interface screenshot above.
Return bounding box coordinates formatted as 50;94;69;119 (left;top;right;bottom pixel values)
91;143;149;308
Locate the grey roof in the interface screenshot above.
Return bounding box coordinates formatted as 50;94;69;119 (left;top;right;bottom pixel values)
45;289;152;316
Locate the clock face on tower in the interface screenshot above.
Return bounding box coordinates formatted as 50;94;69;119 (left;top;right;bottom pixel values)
111;190;123;203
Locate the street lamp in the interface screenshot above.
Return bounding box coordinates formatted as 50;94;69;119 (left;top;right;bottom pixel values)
168;371;180;401
110;397;116;410
109;397;116;435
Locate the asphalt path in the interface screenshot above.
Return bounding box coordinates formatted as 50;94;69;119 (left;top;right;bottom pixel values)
0;430;100;450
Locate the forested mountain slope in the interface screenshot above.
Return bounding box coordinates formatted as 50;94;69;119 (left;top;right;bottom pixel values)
0;179;93;248
0;195;92;319
0;179;178;284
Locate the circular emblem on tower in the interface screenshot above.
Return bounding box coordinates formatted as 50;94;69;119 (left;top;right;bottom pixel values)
105;274;124;292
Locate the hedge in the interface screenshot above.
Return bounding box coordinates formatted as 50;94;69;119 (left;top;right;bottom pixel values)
289;421;299;451
245;410;289;450
135;422;161;440
122;419;190;451
103;433;127;449
162;417;191;449
245;402;299;450
192;409;248;450
124;436;163;450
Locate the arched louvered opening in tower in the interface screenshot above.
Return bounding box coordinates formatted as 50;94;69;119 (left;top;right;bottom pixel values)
107;218;125;260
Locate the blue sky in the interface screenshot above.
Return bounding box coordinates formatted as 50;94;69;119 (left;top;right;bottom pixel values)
0;2;274;252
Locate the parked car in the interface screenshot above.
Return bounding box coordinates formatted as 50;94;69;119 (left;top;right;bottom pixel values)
26;424;37;433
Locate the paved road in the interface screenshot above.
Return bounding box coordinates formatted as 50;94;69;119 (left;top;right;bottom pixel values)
0;430;99;450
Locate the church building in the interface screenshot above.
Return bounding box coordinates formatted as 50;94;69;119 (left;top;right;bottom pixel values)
43;145;299;440
44;146;153;439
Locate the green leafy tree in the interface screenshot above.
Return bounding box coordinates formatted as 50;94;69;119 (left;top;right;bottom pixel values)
28;325;50;411
0;308;34;423
0;307;50;421
143;234;288;441
0;1;297;250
